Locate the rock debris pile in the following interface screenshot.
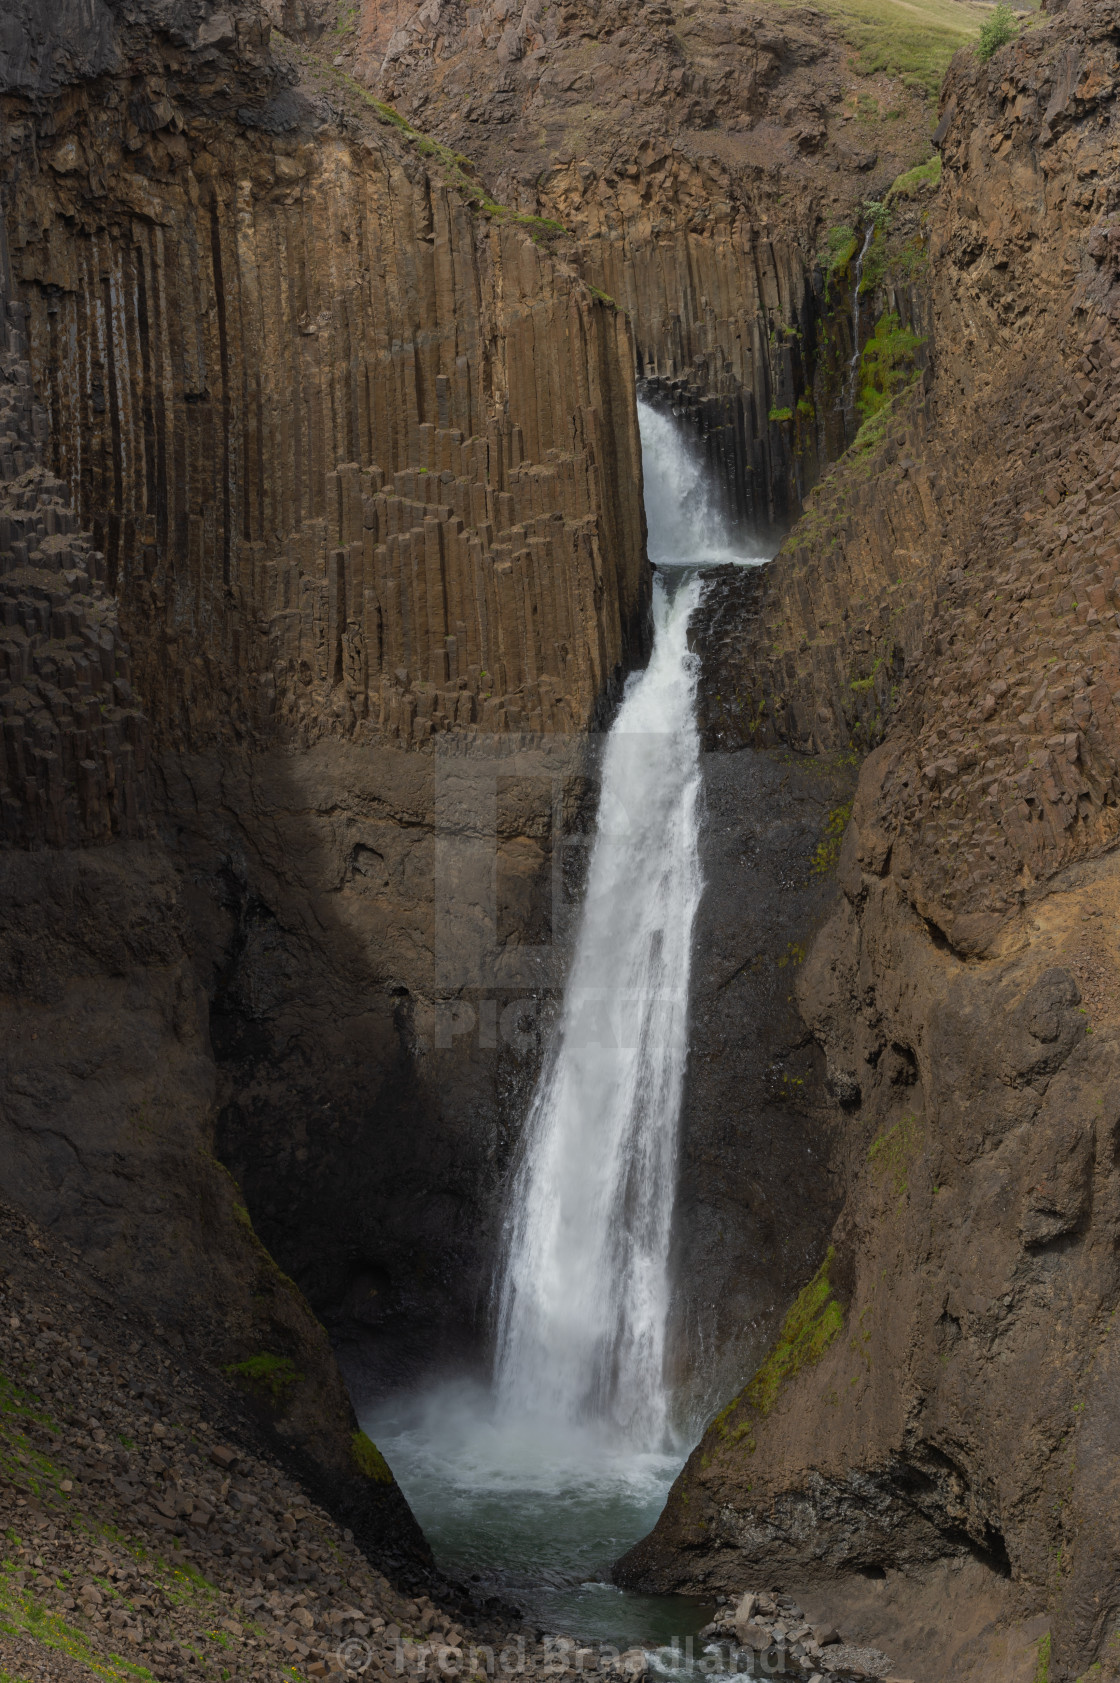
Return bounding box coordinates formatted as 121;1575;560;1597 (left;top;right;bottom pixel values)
0;1200;573;1681
701;1591;905;1683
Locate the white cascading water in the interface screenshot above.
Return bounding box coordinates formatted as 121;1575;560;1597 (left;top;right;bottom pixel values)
492;561;704;1444
362;398;767;1645
848;224;874;412
638;401;749;569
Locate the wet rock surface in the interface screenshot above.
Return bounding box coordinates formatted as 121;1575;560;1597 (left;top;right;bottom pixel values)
668;739;855;1414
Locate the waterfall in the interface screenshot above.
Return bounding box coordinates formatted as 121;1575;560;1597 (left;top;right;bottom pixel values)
848;224;875;412
363;402;771;1641
493;404;715;1447
637;399;747;568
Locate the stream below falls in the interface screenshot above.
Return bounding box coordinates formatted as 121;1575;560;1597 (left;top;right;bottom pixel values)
363;398;772;1648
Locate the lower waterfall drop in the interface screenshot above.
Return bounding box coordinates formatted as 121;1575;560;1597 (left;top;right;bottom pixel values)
492;557;704;1446
362;398;768;1644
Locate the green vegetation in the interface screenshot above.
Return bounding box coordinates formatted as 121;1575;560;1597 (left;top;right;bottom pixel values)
820;222;858;290
858;311;925;420
768;404;794;423
808;0;984;94
351;1430;394;1484
850;655;883;695
223;1354;303;1401
812;800;854;873
851;387;907;455
744;1249;844;1416
868;1113;921;1207
313;66;571;243
858;228;888;295
709;1249;844;1453
887;154;942;201
977;1;1018;61
1034;1632;1051;1683
0;1573;155;1683
797;394;816;420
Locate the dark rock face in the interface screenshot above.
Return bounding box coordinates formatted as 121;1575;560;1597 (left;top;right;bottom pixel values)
0;841;431;1569
667;737;855;1424
0;0;647;1575
618;6;1120;1676
170;736;592;1399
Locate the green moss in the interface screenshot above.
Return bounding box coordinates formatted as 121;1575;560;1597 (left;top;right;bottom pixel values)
868;1113;921;1207
977;2;1018;61
858;311;925;421
1035;1633;1050;1683
812;801;854;874
820;223;858;289
223;1354;303;1401
887;154;942;201
711;1250;844;1452
768;405;793;423
745;1250;844;1416
797;395;816;421
351;1430;394;1484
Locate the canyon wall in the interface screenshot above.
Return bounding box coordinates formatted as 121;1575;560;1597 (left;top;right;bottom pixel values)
350;0;942;527
0;0;649;1564
622;5;1120;1680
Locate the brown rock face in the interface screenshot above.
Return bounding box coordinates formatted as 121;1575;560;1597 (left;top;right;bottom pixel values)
0;0;647;1570
693;0;1120;949
2;89;647;749
620;5;1120;1679
345;0;941;527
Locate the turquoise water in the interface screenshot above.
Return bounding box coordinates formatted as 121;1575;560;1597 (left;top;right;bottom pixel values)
363;1381;714;1648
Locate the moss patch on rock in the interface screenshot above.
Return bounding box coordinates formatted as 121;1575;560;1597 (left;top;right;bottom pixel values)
222;1354;303;1401
708;1249;844;1455
351;1430;395;1485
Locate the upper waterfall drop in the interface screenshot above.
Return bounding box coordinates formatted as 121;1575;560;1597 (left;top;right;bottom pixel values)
638;399;752;569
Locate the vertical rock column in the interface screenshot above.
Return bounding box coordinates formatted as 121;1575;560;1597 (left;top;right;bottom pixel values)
2;118;649;761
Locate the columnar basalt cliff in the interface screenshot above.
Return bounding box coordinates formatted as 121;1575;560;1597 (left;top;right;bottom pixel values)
348;0;948;527
622;6;1120;1680
2;81;647;751
0;0;650;1568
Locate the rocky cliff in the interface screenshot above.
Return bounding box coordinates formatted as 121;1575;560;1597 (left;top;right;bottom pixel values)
347;0;948;527
621;5;1120;1680
0;0;649;1569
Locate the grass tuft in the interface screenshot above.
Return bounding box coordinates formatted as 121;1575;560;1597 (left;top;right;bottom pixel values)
886;154;942;201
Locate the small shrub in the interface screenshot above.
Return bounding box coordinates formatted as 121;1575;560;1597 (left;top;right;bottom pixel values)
812;801;853;874
977;3;1018;62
